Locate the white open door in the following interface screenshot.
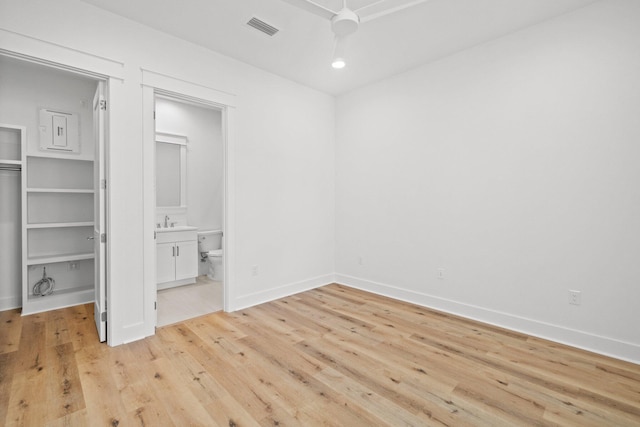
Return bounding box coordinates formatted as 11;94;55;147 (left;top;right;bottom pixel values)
93;81;107;342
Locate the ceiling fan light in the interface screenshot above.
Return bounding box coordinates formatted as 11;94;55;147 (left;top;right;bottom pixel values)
332;35;348;70
332;58;346;69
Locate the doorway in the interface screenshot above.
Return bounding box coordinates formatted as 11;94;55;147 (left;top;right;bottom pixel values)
153;94;225;326
0;53;108;341
141;70;236;334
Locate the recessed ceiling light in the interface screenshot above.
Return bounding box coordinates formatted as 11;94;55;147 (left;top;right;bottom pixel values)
332;58;346;69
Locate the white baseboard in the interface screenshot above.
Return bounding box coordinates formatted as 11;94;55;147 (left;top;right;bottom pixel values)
157;277;196;290
0;295;21;312
335;273;640;365
231;273;335;312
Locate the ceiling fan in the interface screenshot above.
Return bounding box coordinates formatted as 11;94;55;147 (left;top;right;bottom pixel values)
281;0;430;68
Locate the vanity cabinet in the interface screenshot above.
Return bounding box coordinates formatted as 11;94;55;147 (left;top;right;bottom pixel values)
156;228;198;289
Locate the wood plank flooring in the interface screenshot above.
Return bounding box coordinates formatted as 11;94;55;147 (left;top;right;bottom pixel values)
1;284;639;426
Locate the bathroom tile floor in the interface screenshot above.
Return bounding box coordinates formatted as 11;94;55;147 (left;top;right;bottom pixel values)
157;276;223;327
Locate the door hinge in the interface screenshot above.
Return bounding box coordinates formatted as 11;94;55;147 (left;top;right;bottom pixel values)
154;301;157;310
153;111;156;120
100;179;107;190
100;233;106;243
154;230;157;240
99;99;107;110
101;311;107;322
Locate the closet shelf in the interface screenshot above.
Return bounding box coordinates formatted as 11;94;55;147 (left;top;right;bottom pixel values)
27;187;94;194
27;221;94;229
11;117;98;315
22;286;94;315
26;252;94;265
26;153;94;162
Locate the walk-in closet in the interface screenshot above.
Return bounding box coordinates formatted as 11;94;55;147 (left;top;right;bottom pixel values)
0;55;106;337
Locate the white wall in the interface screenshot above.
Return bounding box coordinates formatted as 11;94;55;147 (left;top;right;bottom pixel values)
335;0;640;363
0;0;335;344
0;57;96;158
155;97;223;232
233;77;336;308
0;56;96;310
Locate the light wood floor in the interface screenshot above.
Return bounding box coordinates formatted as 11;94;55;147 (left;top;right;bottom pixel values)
1;284;639;426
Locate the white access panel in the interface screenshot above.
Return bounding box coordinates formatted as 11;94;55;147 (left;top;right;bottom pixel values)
39;109;80;153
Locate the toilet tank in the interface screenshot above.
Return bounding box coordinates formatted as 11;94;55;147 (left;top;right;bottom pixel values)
197;229;223;252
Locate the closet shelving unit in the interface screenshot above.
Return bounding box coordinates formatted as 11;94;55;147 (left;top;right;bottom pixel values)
22;149;95;315
0;124;23;168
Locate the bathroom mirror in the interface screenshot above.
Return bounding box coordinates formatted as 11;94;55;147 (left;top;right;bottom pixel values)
155;132;187;208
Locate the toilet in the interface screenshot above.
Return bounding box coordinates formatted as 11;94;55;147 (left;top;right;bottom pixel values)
197;229;224;281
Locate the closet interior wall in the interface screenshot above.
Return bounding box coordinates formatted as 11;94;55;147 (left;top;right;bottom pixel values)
0;126;22;310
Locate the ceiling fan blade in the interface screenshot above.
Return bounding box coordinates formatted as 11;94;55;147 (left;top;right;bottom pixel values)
359;0;430;23
352;0;386;14
280;0;337;20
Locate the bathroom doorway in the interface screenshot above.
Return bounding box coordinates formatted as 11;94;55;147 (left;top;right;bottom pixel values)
151;92;226;327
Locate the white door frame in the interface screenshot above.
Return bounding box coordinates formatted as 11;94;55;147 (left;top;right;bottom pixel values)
141;69;236;334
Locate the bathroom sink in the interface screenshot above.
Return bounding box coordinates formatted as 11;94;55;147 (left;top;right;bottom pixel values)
156;225;198;244
157;225;198;233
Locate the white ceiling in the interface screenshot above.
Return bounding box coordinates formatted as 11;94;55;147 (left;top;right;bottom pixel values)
80;0;597;95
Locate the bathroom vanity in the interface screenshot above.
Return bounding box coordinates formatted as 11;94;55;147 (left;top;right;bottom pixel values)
156;226;198;289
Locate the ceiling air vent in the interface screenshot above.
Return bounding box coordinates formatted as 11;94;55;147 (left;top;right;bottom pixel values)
246;17;279;37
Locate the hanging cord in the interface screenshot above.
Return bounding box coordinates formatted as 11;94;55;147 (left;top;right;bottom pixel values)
33;267;55;297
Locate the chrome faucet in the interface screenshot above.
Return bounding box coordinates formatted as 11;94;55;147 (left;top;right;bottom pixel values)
164;215;169;228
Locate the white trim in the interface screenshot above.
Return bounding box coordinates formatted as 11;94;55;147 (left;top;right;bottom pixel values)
0;29;125;80
222;107;236;312
142;86;157;338
155;132;188;146
0;295;21;312
117;322;148;345
142;69;237;337
231;274;336;312
335;274;640;365
140;68;236;108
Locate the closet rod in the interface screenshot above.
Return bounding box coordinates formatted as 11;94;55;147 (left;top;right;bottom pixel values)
0;165;22;171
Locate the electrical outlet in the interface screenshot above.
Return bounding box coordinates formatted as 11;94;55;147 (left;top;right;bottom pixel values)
568;290;581;305
251;265;259;276
358;255;364;265
437;268;445;280
69;262;78;270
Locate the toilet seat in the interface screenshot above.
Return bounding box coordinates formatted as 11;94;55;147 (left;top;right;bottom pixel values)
208;249;223;257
